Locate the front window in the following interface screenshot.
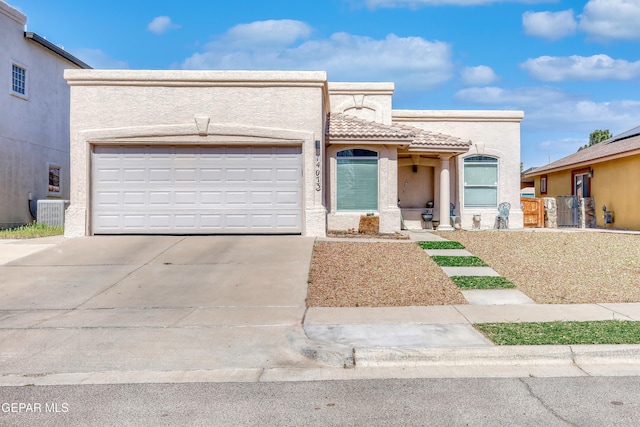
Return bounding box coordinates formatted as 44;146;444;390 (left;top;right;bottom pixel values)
337;149;378;211
540;175;547;194
463;156;498;208
12;64;26;96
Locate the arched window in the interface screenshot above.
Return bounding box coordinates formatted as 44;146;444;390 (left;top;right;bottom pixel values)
337;149;378;211
463;156;498;207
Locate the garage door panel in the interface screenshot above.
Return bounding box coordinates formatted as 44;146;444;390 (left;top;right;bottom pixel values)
277;168;300;182
123;192;145;205
149;215;171;228
92;145;302;234
123;169;146;183
200;191;223;205
175;168;197;182
200;168;223;182
175;191;197;205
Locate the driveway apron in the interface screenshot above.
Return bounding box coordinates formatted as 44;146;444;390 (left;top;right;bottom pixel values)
0;235;318;380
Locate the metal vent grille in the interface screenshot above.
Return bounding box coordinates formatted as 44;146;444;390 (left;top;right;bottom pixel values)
37;200;69;227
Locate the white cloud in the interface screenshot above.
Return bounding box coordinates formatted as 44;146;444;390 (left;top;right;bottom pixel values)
455;85;640;132
522;10;577;40
578;0;640;40
70;48;128;69
537;137;586;153
526;99;640;132
180;22;453;90
454;86;569;107
363;0;553;8
521;55;640;82
147;16;180;35
460;65;498;86
226;20;312;48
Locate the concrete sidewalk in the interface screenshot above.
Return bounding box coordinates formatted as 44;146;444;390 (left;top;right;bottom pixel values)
1;234;640;386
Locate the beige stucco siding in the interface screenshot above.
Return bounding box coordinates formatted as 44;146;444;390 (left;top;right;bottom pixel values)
393;110;524;229
65;70;329;237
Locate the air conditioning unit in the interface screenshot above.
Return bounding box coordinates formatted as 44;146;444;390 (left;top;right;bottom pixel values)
37;200;70;227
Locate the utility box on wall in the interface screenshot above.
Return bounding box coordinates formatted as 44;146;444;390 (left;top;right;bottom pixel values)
37;200;69;227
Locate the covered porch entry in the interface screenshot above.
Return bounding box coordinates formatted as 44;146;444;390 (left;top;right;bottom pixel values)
398;137;471;231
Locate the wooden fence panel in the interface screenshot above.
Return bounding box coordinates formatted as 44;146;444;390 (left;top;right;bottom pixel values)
521;197;544;228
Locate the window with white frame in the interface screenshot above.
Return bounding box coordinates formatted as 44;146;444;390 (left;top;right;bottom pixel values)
11;64;26;96
48;163;61;196
337;149;378;211
463;156;498;207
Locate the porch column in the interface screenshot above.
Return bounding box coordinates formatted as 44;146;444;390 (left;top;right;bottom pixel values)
438;155;454;231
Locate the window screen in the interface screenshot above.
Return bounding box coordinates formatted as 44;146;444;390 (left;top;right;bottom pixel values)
337;149;378;211
463;156;498;208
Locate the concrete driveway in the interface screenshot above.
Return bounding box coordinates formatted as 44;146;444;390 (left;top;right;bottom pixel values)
0;235;320;384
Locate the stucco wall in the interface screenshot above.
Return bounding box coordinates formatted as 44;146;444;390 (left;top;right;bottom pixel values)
393;110;525;229
398;165;434;209
591;155;640;230
328;82;394;125
64;70;329;237
534;170;572;199
326;144;400;233
0;2;77;228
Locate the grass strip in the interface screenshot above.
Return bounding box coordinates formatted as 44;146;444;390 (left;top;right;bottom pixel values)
450;276;515;289
0;222;64;239
475;320;640;345
417;241;465;250
431;256;487;267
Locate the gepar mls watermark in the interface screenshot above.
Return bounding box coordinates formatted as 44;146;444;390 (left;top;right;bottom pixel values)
2;402;69;414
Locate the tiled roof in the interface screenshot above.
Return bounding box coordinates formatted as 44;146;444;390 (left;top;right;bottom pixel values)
526;125;640;176
406;126;471;148
326;113;415;140
326;113;471;149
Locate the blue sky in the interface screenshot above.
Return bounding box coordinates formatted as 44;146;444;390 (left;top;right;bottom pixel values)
10;0;640;169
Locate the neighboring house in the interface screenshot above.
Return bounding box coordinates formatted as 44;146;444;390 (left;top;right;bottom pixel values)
63;70;524;237
0;0;90;228
520;167;536;197
525;126;640;230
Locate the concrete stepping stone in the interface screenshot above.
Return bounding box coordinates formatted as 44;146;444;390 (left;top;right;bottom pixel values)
440;266;500;277
426;249;474;256
462;289;536;305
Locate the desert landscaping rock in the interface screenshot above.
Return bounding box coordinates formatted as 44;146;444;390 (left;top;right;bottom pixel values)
307;242;466;307
436;231;640;304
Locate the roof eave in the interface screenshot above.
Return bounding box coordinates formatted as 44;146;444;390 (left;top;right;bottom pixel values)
327;137;412;147
25;32;92;69
405;145;470;155
525;147;640;177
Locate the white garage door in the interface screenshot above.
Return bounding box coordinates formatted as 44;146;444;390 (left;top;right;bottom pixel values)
92;145;302;234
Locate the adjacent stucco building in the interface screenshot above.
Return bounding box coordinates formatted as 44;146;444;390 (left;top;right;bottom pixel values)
64;69;524;237
0;0;90;228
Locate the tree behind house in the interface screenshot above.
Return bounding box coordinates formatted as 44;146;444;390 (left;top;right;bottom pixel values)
579;129;611;151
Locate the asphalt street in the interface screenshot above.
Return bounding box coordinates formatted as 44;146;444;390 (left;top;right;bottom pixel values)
1;376;640;426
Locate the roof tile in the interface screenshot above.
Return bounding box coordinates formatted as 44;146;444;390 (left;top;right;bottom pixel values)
326;113;471;149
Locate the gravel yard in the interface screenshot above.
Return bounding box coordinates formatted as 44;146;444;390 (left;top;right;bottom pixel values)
436;230;640;304
307;230;640;307
306;241;466;307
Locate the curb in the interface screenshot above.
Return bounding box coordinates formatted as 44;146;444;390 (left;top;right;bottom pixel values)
353;344;640;368
286;326;355;368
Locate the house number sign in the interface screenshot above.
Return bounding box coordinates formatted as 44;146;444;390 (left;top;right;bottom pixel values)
315;155;321;191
